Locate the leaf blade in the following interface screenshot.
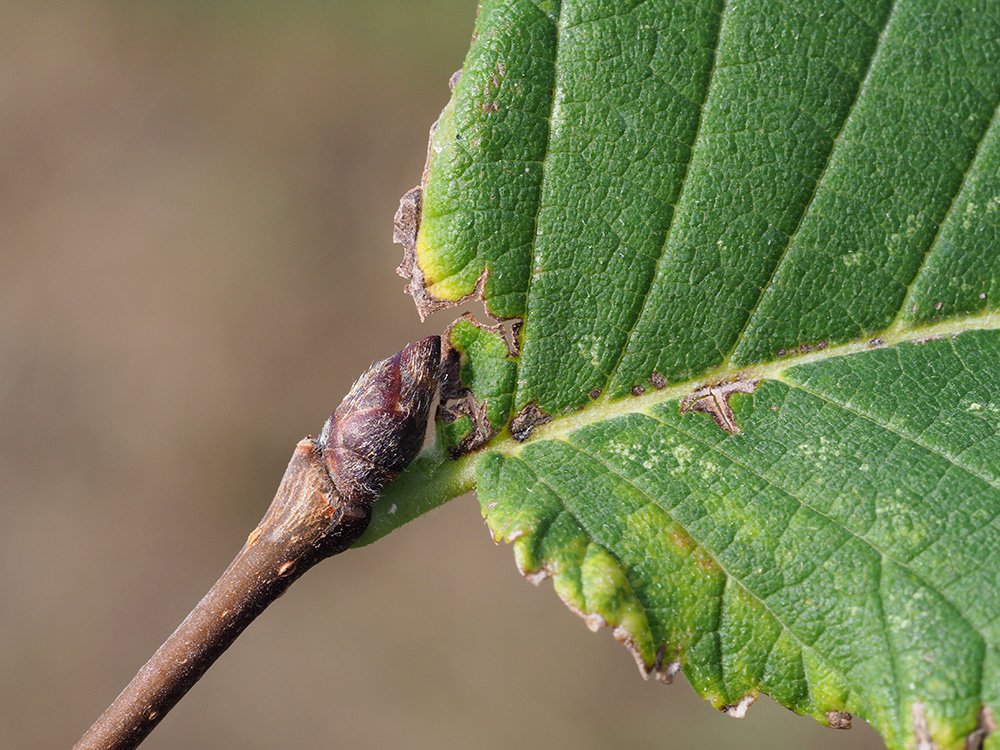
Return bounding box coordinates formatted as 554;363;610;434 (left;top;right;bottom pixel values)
398;1;1000;746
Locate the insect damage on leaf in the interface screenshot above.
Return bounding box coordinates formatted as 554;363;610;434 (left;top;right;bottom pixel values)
393;186;439;321
679;379;760;435
509;402;552;442
912;702;934;750
721;694;757;719
437;338;495;456
825;711;853;730
393;69;492;322
395;0;1000;745
394;184;489;321
966;707;997;750
436;314;519;456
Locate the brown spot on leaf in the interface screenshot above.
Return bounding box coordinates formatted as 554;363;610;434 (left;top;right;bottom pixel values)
680;380;760;435
651;644;682;684
650;371;667;390
966;707;995;750
868;338;884;348
631;385;645;397
393;186;421;254
448;69;462;91
438;342;465;402
393;186;446;322
826;711;852;730
589;387;602;400
510;402;551;442
435;316;505;456
394;110;496;321
668;530;696;552
447;398;495;456
912;702;936;750
510;319;524;349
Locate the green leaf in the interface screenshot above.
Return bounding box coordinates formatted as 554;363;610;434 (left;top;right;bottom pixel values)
375;1;1000;747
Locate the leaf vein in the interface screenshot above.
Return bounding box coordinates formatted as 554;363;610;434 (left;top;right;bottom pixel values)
890;92;1000;329
639;410;989;650
513;0;565;403
543;439;858;708
784;379;1000;492
598;0;730;392
722;0;899;365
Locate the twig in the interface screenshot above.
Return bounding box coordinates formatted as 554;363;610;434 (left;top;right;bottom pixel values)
73;438;370;750
74;337;441;750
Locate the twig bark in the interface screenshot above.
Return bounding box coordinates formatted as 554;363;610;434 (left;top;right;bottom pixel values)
74;438;370;750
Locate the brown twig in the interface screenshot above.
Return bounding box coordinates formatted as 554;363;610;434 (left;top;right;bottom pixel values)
74;337;441;750
73;438;370;750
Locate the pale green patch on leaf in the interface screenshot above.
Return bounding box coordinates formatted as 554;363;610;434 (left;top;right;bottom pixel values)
371;1;1000;748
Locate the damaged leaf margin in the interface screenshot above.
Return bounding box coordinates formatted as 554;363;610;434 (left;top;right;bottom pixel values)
393;0;558;322
380;1;1000;746
436;314;517;456
364;323;1000;750
469;329;1000;750
475;447;860;727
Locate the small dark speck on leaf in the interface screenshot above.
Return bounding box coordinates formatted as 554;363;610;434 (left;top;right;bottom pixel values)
631;385;645;396
934;301;944;310
510;403;551;442
868;338;884;348
650;371;667;389
589;387;602;400
816;340;828;350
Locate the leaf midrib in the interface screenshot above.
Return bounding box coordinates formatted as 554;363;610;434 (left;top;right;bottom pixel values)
494;309;1000;456
363;309;997;546
722;0;898;366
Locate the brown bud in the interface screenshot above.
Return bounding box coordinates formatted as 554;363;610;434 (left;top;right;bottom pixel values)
317;336;440;508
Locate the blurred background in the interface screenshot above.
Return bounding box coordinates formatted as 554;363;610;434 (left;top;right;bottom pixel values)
0;3;885;748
